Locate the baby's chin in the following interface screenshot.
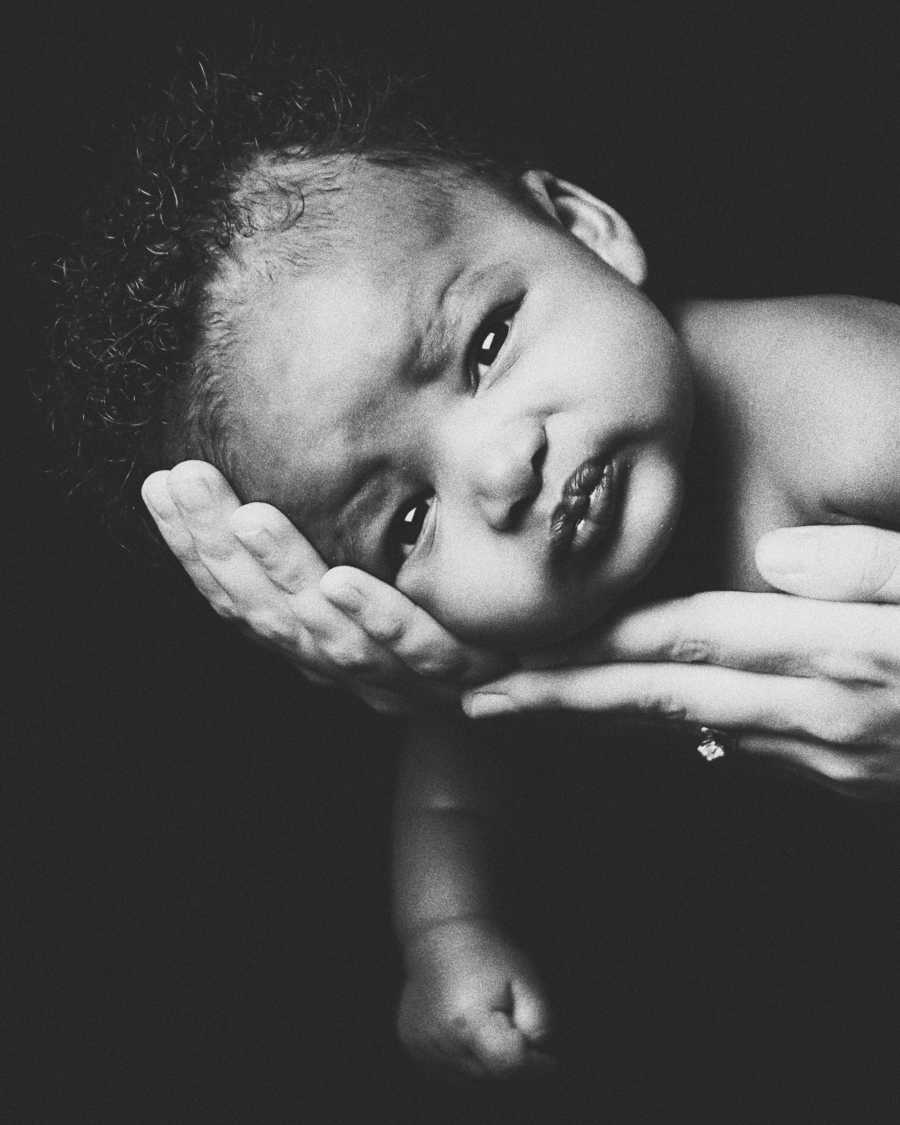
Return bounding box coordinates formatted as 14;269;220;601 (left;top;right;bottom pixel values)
444;537;671;652
446;589;615;654
509;608;613;656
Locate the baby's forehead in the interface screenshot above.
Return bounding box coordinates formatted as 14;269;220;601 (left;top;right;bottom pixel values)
333;161;498;262
220;162;532;545
225;195;462;523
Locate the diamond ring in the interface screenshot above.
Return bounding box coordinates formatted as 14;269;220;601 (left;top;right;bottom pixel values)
696;726;729;763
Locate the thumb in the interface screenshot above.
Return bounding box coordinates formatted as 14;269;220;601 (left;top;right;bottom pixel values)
755;525;900;602
510;978;553;1044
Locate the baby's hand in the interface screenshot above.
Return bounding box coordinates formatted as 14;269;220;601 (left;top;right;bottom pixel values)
398;919;555;1081
142;462;509;714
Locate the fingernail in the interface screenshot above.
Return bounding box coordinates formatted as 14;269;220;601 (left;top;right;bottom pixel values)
755;526;817;575
462;692;514;717
323;579;363;612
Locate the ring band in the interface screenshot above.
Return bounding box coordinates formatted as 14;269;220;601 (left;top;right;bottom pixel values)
696;726;729;763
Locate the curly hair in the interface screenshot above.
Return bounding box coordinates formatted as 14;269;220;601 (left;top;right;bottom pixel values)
36;36;531;563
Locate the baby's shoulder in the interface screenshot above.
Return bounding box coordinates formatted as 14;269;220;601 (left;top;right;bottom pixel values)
682;295;900;525
680;293;900;381
761;296;900;525
738;293;900;378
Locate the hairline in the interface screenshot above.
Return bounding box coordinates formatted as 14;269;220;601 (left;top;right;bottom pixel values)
168;152;544;503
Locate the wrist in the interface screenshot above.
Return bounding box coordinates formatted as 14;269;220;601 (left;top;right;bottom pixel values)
401;914;505;970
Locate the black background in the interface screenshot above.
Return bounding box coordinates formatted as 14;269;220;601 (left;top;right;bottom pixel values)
8;2;900;1120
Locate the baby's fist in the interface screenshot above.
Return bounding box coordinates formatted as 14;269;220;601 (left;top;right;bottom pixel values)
397;919;555;1081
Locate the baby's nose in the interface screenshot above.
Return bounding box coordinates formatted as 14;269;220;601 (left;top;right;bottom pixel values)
472;422;546;531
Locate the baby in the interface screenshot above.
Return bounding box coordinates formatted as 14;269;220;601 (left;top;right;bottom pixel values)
42;45;900;1081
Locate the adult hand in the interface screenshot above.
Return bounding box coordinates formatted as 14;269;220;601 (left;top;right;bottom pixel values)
463;526;900;801
142;461;509;715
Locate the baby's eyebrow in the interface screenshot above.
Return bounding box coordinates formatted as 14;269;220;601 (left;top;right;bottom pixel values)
407;262;469;385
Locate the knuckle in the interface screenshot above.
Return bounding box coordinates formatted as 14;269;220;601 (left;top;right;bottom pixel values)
810;713;848;745
291;587;322;621
278;564;309;592
211;600;238;622
413;651;464;680
652;691;690;722
669;634;713;664
363;615;407;645
327;642;373;673
196;537;232;562
811;705;868;747
815;648;882;684
245;610;287;643
165;528;199;556
818;753;865;787
667;594;724;663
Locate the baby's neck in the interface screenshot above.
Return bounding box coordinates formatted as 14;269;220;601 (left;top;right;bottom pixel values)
626;297;772;606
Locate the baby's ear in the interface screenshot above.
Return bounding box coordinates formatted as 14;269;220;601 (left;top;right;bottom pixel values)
519;169;647;286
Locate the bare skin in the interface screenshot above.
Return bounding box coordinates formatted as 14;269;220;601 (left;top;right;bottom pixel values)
141;170;900;1079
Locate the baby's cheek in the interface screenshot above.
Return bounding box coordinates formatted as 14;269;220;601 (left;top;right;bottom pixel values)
399;537;594;647
432;571;582;648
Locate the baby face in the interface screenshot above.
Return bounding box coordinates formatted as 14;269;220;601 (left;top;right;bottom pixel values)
229;166;692;647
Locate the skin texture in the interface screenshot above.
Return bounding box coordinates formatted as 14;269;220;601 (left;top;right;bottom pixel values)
223;167;692;648
142;168;900;1081
397;918;555;1080
143;462;900;800
142;172;900;786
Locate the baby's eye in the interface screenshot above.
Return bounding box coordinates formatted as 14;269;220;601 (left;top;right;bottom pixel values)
388;493;434;572
468;303;518;389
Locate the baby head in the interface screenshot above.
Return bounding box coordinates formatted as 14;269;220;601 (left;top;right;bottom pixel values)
44;44;693;649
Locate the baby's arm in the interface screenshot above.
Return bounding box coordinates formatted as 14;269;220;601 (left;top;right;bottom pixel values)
394;711;554;1080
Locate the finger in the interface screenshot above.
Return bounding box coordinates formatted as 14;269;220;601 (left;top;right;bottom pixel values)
230;503;327;591
511;979;553;1046
148;468;408;697
469;1012;527;1076
142;472;235;612
463;662;877;744
431;1029;489;1081
166;461;243;562
296;586;424;687
523;591;895;682
167;465;323;617
352;686;417;715
406;1035;485;1082
320;567;509;683
143;470;209;562
756;525;900;602
163;462;274;608
739;733;900;801
260;581;448;705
